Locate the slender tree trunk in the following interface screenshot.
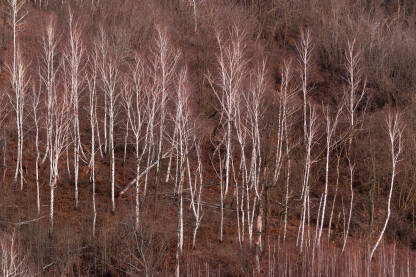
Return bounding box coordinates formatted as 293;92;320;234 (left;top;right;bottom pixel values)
368;113;403;264
135;137;140;230
50;176;56;232
328;153;340;242
109;99;115;213
341;163;354;255
34;109;40;215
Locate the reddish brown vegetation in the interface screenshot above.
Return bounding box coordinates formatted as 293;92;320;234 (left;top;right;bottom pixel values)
0;0;416;276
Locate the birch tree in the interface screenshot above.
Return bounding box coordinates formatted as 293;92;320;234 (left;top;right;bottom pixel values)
65;10;85;208
7;48;28;190
97;27;120;213
151;26;180;185
317;105;341;246
183;0;204;32
87;48;98;236
233;90;249;246
344;39;366;151
173;68;192;277
142;71;158;196
123;55;148;230
6;0;27;189
40;19;59;169
295;29;314;252
245;60;266;248
368;112;403;265
340;160;354;255
6;0;27;87
297;105;319;252
31;83;41;215
296;29;312;145
208;25;248;199
341;38;366;252
277;60;297;245
48;73;71;232
188;138;203;248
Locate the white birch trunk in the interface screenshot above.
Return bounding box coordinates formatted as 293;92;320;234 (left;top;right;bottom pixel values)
369;113;403;263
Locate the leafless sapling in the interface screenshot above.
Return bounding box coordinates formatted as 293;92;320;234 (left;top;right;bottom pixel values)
368;112;403;265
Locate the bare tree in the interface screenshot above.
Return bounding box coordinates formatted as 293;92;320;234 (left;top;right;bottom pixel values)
142;71;158;197
172;68;192;277
317;105;341;246
97;27;120;213
0;230;29;276
48;76;71;232
296;29;312;145
150;25;180;187
39;18;71;231
123;55;148;230
245;60;266;249
183;0;205;32
208;25;248;200
6;0;26;190
295;28;315;254
277;60;297;245
6;47;28;190
297;104;319;252
64;9;85;208
344;38;366;151
246;60;267;274
87;48;98;237
368;112;403;265
40;18;59;170
31;83;41;215
210;142;226;242
208;25;249;241
6;0;26;87
340;160;354;255
233;87;249;246
188;138;203;248
340;38;366;253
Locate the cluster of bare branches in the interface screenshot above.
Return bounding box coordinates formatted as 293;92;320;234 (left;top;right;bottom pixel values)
0;2;410;275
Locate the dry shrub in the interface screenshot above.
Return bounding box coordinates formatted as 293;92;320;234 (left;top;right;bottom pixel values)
0;229;30;277
117;221;169;277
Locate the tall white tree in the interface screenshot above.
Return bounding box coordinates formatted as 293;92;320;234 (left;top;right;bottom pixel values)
208;25;248;200
276;60;297;245
340;159;354;255
87;48;98;236
296;29;313;145
123;55;148;230
297;104;319;252
7;48;28;190
31;83;41;215
340;38;366;253
233;89;249;246
344;39;366;150
245;60;266;248
6;0;27;189
64;9;85;208
151;25;180;187
40;18;59;171
48;73;71;232
368;112;403;265
188;138;204;248
97;27;120;213
7;0;26;87
172;68;192;277
317;105;341;246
